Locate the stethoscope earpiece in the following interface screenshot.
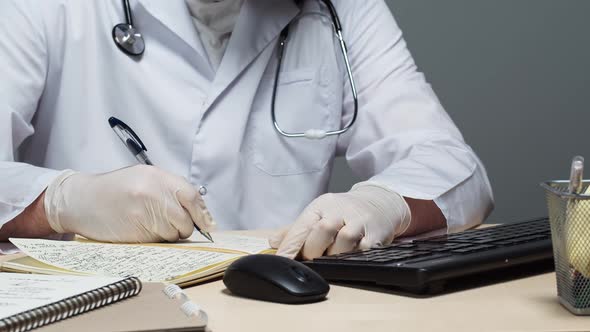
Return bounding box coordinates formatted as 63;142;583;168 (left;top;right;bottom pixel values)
112;23;145;57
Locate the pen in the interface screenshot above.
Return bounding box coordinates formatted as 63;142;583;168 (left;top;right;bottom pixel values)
568;156;584;194
108;116;214;243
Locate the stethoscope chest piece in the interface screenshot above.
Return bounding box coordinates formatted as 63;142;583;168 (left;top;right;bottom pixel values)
112;23;145;56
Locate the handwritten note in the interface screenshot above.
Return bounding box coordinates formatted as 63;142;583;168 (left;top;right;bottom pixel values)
178;233;272;254
10;239;239;282
0;273;123;319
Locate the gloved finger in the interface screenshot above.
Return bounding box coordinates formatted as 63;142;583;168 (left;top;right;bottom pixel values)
300;216;345;260
145;202;184;242
269;226;291;249
122;205;179;243
174;182;214;233
357;232;392;251
167;207;196;240
154;222;182;242
326;223;364;256
276;209;322;259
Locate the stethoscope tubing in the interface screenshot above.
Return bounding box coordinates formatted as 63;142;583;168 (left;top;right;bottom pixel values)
112;0;357;139
122;0;134;27
271;0;359;139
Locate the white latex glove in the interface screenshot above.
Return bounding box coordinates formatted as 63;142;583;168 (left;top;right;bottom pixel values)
270;182;412;260
44;165;214;243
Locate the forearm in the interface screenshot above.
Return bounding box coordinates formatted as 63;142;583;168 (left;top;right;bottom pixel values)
401;198;446;237
0;191;54;241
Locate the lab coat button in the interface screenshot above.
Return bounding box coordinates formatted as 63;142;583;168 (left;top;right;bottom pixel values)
199;186;208;196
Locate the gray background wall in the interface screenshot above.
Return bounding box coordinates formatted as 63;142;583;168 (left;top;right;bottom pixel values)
328;0;590;224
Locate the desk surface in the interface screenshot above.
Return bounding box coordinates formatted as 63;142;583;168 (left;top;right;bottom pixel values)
189;272;586;332
2;231;589;332
186;231;589;332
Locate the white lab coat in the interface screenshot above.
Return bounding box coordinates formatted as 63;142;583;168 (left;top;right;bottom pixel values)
0;0;493;232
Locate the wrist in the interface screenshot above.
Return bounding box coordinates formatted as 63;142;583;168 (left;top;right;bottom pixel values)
0;190;54;241
350;181;412;236
31;191;51;230
402;198;446;236
44;170;80;233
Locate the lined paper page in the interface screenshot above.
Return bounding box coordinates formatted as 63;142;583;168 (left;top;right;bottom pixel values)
0;273;122;319
178;233;272;254
10;239;239;282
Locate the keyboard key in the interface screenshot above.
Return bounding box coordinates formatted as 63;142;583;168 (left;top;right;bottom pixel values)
430;248;452;253
311;219;552;270
378;253;406;259
370;246;392;250
375;243;415;250
451;248;476;254
442;243;472;249
394;244;418;249
469;244;496;251
495;239;519;245
470;238;497;244
334;252;362;259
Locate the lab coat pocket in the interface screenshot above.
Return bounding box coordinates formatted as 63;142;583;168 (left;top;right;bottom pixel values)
248;67;339;176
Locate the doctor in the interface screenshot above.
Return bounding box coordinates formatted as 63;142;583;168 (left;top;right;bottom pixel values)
0;0;493;260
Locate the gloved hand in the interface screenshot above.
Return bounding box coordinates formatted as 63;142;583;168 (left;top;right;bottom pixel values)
270;182;412;260
44;165;214;243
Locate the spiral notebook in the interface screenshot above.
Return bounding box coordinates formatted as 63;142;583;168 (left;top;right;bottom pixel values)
34;283;207;332
0;273;141;332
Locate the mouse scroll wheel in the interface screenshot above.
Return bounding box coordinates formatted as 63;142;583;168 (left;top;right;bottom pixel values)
290;266;310;283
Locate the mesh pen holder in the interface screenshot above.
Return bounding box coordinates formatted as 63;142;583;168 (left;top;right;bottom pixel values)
541;180;590;315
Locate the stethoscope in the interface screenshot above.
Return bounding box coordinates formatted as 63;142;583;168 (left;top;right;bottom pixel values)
112;0;358;140
112;0;145;56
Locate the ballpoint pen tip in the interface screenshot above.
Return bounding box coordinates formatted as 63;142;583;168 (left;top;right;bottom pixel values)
205;233;214;243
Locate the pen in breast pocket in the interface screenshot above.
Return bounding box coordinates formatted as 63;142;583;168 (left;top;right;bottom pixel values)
108;116;214;243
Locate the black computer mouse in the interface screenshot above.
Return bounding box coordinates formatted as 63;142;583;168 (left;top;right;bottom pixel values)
223;254;330;304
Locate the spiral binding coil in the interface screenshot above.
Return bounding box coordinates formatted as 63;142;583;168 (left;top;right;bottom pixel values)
0;277;142;332
162;284;208;324
163;284;189;301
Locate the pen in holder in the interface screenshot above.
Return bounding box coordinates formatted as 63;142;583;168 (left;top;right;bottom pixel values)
541;179;590;315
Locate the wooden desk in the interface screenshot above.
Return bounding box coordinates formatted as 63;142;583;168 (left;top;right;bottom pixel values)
187;273;589;332
2;232;589;332
182;231;590;332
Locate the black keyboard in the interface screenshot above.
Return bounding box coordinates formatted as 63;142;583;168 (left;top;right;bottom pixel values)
303;218;554;294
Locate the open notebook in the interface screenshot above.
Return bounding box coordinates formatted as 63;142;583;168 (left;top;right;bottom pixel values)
2;234;274;287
